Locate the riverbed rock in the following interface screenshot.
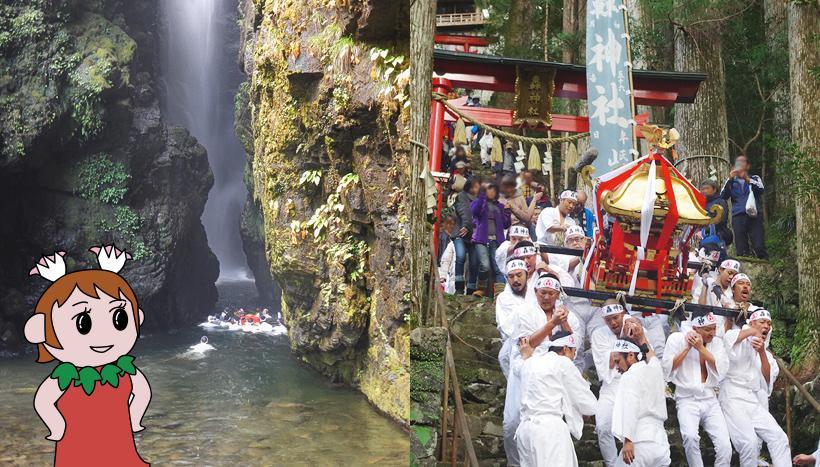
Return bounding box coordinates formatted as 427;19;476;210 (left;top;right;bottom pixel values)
0;0;218;354
236;0;410;423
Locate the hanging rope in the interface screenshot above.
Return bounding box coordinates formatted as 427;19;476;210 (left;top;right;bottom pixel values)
432;92;590;145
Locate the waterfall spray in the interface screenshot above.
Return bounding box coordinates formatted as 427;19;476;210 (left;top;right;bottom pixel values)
159;0;251;281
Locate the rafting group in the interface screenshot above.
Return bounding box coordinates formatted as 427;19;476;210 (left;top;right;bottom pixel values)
201;307;285;335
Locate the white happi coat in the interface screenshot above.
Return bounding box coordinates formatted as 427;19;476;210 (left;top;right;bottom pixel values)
502;300;581;466
662;332;731;467
515;352;598;467
683;277;732;335
535;207;576;246
495;240;513;274
631;312;668;360
720;328;790;467
590;321;648;467
495;286;528;379
612;358;671;467
549;254;604;371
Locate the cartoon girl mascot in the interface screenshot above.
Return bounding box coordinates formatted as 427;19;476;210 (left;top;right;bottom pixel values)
25;245;151;466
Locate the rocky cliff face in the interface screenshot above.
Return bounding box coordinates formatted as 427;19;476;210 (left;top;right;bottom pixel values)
236;0;410;422
0;0;218;352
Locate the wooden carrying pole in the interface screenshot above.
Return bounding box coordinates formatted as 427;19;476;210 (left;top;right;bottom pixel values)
561;286;743;318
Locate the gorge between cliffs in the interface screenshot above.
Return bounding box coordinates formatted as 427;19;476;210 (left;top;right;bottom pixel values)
0;0;411;450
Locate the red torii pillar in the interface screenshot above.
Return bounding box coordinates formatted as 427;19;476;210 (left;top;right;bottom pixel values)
429;77;452;259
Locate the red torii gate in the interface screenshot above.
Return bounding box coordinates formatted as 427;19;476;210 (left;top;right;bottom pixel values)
427;50;706;257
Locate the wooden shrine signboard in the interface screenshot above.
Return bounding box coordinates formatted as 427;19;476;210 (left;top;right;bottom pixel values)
512;66;556;128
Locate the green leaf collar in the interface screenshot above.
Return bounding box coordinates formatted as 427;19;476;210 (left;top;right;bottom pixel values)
50;355;137;396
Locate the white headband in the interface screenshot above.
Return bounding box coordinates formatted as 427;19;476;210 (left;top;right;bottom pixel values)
720;259;740;272
506;259;527;274
691;312;717;328
564;225;586;241
559;190;578;201
601;304;625;317
513;245;537;258
535;276;561;291
509;225;530;238
612;339;642;358
749;309;772;322
550;334;577;348
731;273;751;288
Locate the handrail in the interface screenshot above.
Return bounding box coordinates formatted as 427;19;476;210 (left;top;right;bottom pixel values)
429;240;479;466
774;355;820;413
436;12;485;27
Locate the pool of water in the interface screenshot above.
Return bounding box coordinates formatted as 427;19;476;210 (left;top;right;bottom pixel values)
0;283;408;465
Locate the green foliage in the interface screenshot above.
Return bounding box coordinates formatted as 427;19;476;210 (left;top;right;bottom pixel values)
74;153;149;259
369;47;409;109
475;0;557;59
764;135;820;201
76;153;130;204
99;206;149;260
327;238;369;282
298;169;322;188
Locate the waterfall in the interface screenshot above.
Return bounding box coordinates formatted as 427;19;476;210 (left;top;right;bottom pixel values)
158;0;251;281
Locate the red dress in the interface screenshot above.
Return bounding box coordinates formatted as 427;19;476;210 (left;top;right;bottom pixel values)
54;372;149;466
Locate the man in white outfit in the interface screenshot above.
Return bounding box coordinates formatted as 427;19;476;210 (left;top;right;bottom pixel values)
503;273;580;466
720;273;760;333
720;309;791;467
495;225;533;274
515;331;598;467
662;312;731;467
495;259;529;378
611;329;671;467
549;224;604;371
590;301;647;467
535;190;577;246
691;259;740;335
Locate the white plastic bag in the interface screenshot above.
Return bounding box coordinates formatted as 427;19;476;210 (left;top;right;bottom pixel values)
745;188;758;217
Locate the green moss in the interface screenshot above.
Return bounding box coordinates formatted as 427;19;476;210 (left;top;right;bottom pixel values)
247;0;409;423
70;153;149;259
412;425;434;446
1;4;137;156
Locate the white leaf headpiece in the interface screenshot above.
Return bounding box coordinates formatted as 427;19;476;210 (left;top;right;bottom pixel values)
89;244;132;274
28;252;67;282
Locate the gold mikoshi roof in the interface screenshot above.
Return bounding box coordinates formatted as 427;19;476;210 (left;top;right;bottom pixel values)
600;164;721;225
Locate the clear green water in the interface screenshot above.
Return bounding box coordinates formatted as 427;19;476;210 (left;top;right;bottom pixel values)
0;284;408;465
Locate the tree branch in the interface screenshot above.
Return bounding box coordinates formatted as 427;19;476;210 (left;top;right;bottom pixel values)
686;1;758;29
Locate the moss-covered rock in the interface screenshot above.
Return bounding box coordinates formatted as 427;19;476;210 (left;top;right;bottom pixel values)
0;0;218;352
410;327;446;465
237;0;410;423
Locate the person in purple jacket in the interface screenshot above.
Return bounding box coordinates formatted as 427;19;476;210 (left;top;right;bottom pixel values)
719;155;767;259
471;181;512;296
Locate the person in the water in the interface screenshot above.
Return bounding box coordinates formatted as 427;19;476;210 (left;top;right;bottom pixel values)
25;245;151;467
260;308;271;322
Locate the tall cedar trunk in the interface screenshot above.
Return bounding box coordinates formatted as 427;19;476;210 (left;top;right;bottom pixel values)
543;0;550;60
496;0;533;109
409;0;436;324
629;0;654;128
765;0;793;219
673;19;729;184
507;0;534;55
788;2;820;370
559;0;578;192
561;0;577;63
